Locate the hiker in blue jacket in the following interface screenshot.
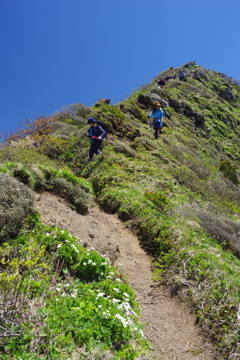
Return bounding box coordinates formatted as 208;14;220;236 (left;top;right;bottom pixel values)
148;102;165;139
87;118;106;161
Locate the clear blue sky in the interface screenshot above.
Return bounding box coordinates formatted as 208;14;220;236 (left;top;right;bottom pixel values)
1;0;239;139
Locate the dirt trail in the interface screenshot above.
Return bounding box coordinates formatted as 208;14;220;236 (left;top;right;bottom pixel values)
37;193;217;360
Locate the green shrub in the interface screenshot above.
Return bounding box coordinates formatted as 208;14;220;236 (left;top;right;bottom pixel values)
49;177;93;214
219;160;238;185
132;137;157;151
0;145;54;166
113;141;136;158
144;190;170;209
0;173;36;242
72;249;112;282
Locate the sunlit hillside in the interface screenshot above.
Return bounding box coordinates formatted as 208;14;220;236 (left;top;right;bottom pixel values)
0;63;240;359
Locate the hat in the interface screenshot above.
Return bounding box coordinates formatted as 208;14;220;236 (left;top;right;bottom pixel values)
154;101;161;106
87;117;96;124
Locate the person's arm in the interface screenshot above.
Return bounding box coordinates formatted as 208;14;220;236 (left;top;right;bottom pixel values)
97;125;106;139
148;111;153;119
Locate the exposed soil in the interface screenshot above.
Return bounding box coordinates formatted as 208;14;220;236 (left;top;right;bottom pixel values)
36;192;217;360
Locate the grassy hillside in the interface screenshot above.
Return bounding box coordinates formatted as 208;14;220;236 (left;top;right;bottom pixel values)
0;63;240;359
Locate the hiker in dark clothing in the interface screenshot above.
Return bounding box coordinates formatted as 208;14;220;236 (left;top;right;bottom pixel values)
148;102;165;139
157;78;166;89
179;70;186;81
87;118;106;161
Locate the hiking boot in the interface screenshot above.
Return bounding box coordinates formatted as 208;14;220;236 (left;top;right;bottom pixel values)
89;157;94;162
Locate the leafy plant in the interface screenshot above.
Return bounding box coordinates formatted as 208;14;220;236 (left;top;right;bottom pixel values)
0;224;149;359
219;159;238;185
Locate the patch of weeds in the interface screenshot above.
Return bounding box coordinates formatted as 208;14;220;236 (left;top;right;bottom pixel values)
73;249;113;282
159;228;240;357
0;145;55;167
39;165;93;193
144;189;171;210
0;224;150;359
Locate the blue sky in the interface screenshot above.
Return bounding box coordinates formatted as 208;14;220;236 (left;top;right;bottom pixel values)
1;0;239;139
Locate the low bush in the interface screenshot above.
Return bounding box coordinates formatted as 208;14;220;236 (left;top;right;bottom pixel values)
0;145;54;166
49;177;92;214
219;159;238;185
113;141;136;158
0;162;94;214
0;173;36;242
196;210;240;256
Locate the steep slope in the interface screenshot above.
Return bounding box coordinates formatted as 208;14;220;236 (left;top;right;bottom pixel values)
1;63;240;359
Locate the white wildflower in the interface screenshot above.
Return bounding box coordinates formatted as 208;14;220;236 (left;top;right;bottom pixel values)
115;313;129;328
103;311;110;318
112;298;121;303
71;244;79;253
96;292;105;298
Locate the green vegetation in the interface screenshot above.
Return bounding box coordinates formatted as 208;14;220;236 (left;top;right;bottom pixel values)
0;223;149;359
1;64;240;359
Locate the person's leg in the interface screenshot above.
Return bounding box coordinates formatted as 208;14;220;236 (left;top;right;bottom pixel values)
89;142;95;160
94;141;102;154
154;129;158;139
89;141;102;160
93;141;102;154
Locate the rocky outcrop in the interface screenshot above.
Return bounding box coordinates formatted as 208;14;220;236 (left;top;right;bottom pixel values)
193;69;209;85
220;87;237;102
137;92;169;108
138;90;205;128
169;98;205;128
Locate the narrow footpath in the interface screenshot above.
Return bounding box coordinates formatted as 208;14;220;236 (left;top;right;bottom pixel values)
37;192;217;360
